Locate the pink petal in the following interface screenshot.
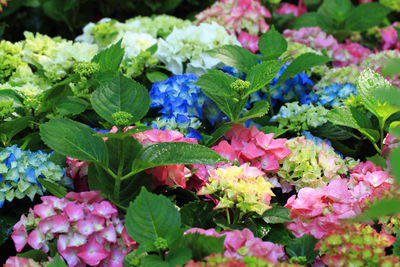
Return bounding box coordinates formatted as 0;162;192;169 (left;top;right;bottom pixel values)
27;229;47;251
66;191;103;203
108;249;125;267
50;215;70;234
77;236;109;266
101;224;117;243
33;203;56;218
76;220;95;236
64;203;85;221
11;224;27;252
93;201;118;219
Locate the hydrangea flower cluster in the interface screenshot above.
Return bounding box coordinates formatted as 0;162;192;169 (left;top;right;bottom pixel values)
4;256;44;267
315;224;398;267
21;32;98;82
283;27;371;67
155;22;240;76
278;137;354;191
0;40;24;84
349;161;394;209
0;145;69;208
270;102;329;133
76;16;191;47
149;74;206;132
11;191;136;267
186;253;300;267
197;164;275;215
285;179;362;239
380;22;400;50
211;124;291;173
195;0;271;52
311;83;357;107
276;0;307;17
248;63;314;107
313;65;360;90
185;228;285;263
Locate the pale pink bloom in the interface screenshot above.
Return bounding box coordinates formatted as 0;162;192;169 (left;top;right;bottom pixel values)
27;229;47;251
77;236;109;266
93;201;118;219
38;217;53;234
77;220;95;236
66;191;103;203
33;203;56;218
67;233;87;247
11;223;27;252
107;249;125;267
101;224;117;243
238;31;259;53
50;215;70;234
4;257;41;267
276;0;307;17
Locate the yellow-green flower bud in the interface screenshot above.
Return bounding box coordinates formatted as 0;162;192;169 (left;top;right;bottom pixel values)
231;79;250;95
112;111;133;127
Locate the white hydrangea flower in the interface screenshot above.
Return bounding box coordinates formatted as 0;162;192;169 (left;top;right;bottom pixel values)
155;22;240;76
121;32;157;58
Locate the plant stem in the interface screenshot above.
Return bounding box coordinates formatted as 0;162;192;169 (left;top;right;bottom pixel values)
266;86;274;116
226;208;231;224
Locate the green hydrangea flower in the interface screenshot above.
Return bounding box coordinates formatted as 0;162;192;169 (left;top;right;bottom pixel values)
278;137;357;190
271;102;329;133
0;41;24;84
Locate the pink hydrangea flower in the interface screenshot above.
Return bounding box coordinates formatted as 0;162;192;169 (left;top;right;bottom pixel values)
4;257;42;267
238;31;259;53
380;23;400;51
349;161;394;208
185;228;285;263
276;0;307;17
285;179;362;239
10;191;136;267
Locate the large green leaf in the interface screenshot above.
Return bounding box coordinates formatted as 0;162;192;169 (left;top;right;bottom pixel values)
91;72;150;124
166;248;192;267
196;69;236;97
357;69;400;124
141;255;169;267
207;45;259;73
0;116;32;140
131;142;228;174
92;39;124;72
125;187;181;248
285;235;319;265
327;106;372;130
277;53;330;85
344;3;390;31
175;233;225;261
245;61;282;97
56;96;89;116
317;0;352;23
292;12;334;33
47;254;68;267
262;206;291;224
39;118;109;164
258;27;288;60
358;198;400;220
234;101;269;124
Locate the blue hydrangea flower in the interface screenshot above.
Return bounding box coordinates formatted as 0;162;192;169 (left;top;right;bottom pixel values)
314;83;357;107
0;145;71;208
303;130;332;147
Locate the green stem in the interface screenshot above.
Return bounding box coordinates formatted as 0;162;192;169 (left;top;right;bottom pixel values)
372;142;382;154
266;86;274;116
226;208;231;224
121;170;137;181
100;165;118;179
380;122;385;151
113;139;126;202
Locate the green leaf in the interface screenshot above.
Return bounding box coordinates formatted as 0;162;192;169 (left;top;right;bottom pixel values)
180;201;215;228
125;187;181;248
265;224;294;245
0;89;24;106
393;233;400;257
292;12;334;33
213;216;270;239
317;0;352;23
383;59;400;76
176;233;225;261
366;154;387;170
131;142;228;175
357;198;400;220
196;69;236;97
0;216;17;246
285;235;319;265
391;147;400;184
207;45;259;73
92;39;124;72
312;123;352;141
357;70;400;124
39;118;109;164
262;206;291;224
47;254;67;267
141;255;169;267
344;3;390;31
204;124;232;147
277;53;330;85
234;101;270;124
56;96;89;116
0;116;32;140
258;27;288;60
91;72;150;123
88;163;114;198
146;71;168;83
258;126;288;137
166;248;192;267
245;61;283;97
17;250;49;262
38;179;67;198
